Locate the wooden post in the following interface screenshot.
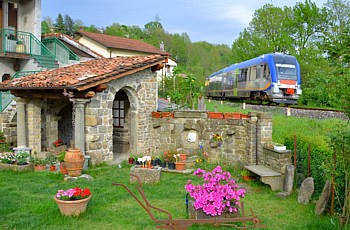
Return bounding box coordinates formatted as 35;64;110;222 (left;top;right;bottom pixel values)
308;144;311;177
330;150;336;215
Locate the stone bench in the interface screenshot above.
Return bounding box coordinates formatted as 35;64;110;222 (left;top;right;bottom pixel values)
245;165;283;191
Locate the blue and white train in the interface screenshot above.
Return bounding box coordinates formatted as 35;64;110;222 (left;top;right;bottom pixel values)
205;53;302;104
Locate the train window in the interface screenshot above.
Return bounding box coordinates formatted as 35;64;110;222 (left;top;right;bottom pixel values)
256;65;261;79
239;68;247;82
276;63;297;80
249;66;257;81
263;64;270;79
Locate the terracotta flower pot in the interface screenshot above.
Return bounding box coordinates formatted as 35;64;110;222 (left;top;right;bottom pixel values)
54;195;91;216
59;163;68;174
179;154;187;162
49;165;56;172
34;164;46;171
175;162;185;171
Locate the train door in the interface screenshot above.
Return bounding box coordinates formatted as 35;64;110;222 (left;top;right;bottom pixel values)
233;69;239;96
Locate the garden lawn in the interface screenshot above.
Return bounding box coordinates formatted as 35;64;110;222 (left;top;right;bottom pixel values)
0;163;337;230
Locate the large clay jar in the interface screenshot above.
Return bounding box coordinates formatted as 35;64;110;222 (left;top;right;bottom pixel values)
64;148;84;177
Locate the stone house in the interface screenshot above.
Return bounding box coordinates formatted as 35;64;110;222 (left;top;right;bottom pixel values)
0;55;167;163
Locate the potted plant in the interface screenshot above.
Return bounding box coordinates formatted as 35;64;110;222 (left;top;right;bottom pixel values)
54;186;92;216
185;166;246;217
0;152;16;164
163;150;175;169
57;151;67;174
210;133;223;148
46;154;58;171
30;156;46;171
174;153;185;171
128;154;135;164
15;151;30;165
157;153;166;167
241;169;256;182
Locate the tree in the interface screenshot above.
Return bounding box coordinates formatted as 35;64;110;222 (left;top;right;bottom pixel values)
288;0;328;57
321;0;350;65
54;13;66;33
41;21;50;35
64;14;75;36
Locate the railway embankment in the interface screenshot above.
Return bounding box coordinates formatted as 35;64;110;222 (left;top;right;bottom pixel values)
243;104;348;120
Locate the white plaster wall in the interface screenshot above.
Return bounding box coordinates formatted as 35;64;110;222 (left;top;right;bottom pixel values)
17;0;41;38
78;37;109;57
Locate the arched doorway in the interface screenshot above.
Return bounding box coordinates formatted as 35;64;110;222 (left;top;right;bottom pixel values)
112;90;131;160
57;104;73;147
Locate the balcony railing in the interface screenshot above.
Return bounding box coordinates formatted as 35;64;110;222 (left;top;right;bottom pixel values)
42;37;80;65
0;28;56;68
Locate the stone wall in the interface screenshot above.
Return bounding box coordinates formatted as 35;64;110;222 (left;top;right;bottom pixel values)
151;111;273;166
85;69;157;164
262;147;292;175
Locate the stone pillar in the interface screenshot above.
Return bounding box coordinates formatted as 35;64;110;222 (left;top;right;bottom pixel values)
14;97;27;148
284;165;295;194
26;99;41;153
70;98;90;155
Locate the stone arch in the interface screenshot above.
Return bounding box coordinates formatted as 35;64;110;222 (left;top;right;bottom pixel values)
109;85;139;161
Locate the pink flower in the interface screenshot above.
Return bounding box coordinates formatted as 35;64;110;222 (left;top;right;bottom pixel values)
185;166;246;216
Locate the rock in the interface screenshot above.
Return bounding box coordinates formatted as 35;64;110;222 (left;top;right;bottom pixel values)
315;180;331;216
298;177;314;204
64;174;94;181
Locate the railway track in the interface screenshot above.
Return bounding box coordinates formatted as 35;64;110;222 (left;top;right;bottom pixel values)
229;102;348;120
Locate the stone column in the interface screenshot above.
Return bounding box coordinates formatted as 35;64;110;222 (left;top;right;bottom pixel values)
14;97;27;148
70;98;90;155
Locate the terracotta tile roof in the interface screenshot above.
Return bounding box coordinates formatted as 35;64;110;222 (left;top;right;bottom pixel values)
0;55;166;92
77;30;168;55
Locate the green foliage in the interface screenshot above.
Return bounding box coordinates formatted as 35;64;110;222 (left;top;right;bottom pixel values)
41;21;50;35
54;13;66;34
57;151;66;163
0;143;11;152
327;123;350;227
15;151;30;165
159;68;202;109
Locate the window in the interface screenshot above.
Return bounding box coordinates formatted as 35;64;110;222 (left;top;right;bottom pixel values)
113;100;125;128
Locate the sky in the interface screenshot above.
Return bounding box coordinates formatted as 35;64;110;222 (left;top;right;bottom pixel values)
42;0;328;46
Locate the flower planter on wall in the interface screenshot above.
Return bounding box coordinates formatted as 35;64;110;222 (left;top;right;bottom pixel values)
207;112;224;119
151;112;174;118
224;112;241;119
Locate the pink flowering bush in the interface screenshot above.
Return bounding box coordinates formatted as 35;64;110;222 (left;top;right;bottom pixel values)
185;166;245;216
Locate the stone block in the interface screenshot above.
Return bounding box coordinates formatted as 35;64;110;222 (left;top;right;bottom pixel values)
85;115;97;126
130;165;162;184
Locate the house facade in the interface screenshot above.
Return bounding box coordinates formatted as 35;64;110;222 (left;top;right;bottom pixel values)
75;30;168;58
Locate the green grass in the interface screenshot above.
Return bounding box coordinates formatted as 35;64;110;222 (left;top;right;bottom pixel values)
0;163;339;230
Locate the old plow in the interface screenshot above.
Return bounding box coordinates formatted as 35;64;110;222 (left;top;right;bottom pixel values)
112;174;266;229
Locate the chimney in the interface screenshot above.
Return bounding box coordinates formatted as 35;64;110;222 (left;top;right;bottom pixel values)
160;41;164;51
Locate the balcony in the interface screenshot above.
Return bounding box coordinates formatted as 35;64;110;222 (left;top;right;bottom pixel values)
0;28;56;69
